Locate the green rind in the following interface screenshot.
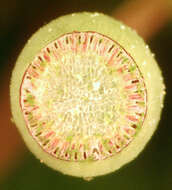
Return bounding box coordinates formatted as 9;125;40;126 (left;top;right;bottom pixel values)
10;12;165;178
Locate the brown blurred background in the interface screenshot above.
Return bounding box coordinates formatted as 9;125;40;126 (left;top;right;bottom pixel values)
0;0;172;189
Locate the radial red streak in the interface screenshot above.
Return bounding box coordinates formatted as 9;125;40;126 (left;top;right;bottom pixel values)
83;34;88;51
52;49;59;61
43;52;50;62
93;38;99;51
71;144;75;150
126;115;138;122
123;74;133;81
70;34;77;53
99;143;103;152
28;68;39;78
129;94;143;100
100;44;107;56
108;48;119;65
51;138;59;149
45;131;55;139
33;60;44;72
117;65;127;73
58;40;64;51
125;84;136;89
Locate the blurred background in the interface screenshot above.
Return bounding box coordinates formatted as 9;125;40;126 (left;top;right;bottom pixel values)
0;0;172;189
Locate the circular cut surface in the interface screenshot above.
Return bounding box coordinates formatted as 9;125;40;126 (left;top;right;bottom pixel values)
20;31;147;161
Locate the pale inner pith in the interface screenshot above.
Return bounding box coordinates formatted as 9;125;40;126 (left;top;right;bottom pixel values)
20;32;147;161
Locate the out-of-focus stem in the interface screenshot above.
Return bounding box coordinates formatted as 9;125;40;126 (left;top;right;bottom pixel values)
112;0;172;40
0;83;24;180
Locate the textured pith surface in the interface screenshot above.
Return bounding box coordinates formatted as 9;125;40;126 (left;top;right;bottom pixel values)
20;32;147;161
10;12;165;178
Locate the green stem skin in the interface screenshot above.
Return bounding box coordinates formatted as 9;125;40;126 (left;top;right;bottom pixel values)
10;12;165;179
